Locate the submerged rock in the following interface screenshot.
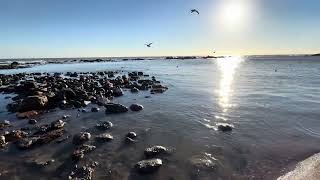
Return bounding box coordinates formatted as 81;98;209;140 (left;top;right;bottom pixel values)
126;132;137;139
95;133;113;142
105;103;128;114
189;153;217;171
72;144;96;160
144;145;168;157
91;107;100;112
28;119;37;125
73;132;91;145
131;87;139;93
135;159;162;173
130;104;144;112
16;111;39;119
95;121;113;130
217;123;233;132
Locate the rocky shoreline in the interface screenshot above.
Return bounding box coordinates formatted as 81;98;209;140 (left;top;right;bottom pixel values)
0;70;175;179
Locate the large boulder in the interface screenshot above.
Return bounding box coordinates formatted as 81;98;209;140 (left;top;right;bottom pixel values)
105;103;128;114
19;95;48;112
135;159;162;173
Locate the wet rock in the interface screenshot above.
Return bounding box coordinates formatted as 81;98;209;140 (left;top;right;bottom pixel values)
130;104;144;112
91;107;100;112
125;137;136;143
18;95;48;112
96;121;113;130
217;123;233;132
144;146;168;157
63;115;71;119
189;153;217;171
28;159;55;168
105;103;128;114
95;133;113;142
113;87;123;97
16;137;39;149
50;120;66;129
145;96;151;98
5;130;28;142
73;132;91;145
150;88;167;94
135;159;162;173
28;119;37;125
69;164;95;180
0;120;11;130
37;129;65;145
56;135;70;144
0;136;7;148
126;132;137;139
131;87;139;93
72;144;96;160
17;110;39;119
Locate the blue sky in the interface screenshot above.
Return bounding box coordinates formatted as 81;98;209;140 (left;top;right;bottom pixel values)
1;0;320;58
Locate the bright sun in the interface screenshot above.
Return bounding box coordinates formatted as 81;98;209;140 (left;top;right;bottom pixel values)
219;0;250;27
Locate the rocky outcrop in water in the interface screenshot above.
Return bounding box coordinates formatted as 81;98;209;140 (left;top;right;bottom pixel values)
135;159;163;173
144;145;169;157
0;71;168;117
130;104;144;111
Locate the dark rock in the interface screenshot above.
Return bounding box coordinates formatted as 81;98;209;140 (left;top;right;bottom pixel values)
18;95;48;112
69;165;95;180
135;159;162;173
105;103;128;114
91;107;100;112
28;159;55;168
95;133;113;142
113;87;123;97
130;87;139;93
28;119;37;125
56;135;70;144
96;121;113;130
73;132;91;145
130;104;144;112
217;123;233;132
17;111;39;119
72;144;96;160
126;132;137;139
16;137;39;149
0;120;11;130
50;120;65;129
144;146;168;157
37;129;64;145
5;130;28;142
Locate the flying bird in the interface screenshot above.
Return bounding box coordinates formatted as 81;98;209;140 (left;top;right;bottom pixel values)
191;9;200;15
145;43;153;47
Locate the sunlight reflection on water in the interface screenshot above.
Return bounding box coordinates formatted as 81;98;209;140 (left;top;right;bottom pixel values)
217;56;244;117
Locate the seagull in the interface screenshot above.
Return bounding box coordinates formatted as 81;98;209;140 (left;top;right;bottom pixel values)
191;9;200;15
145;43;153;48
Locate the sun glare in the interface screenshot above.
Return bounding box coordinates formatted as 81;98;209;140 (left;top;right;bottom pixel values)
219;0;250;28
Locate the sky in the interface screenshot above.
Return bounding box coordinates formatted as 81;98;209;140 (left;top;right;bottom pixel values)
0;0;320;58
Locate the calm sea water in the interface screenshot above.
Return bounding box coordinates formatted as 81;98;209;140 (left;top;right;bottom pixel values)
0;56;320;180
